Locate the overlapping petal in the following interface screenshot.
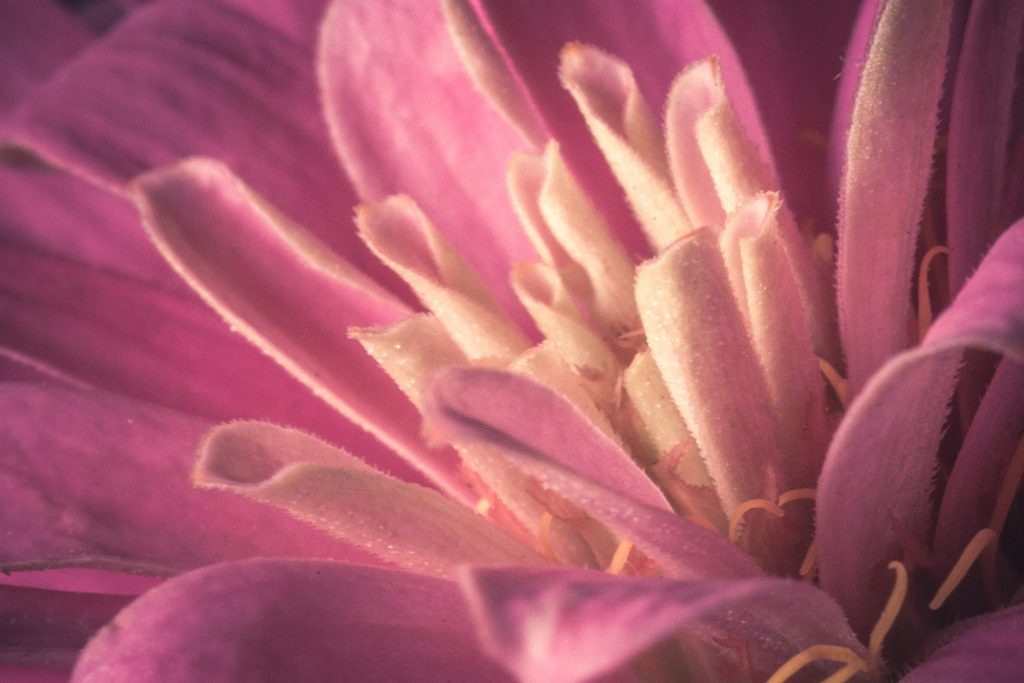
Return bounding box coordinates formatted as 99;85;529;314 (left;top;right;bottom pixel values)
70;560;512;682
901;605;1024;682
462;566;864;683
0;383;375;573
818;219;1024;634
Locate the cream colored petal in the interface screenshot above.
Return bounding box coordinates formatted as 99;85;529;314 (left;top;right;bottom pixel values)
512;262;621;410
442;0;547;148
560;43;691;251
511;342;625;452
350;314;465;408
696;94;838;363
507;151;573;269
195;421;545;578
737;195;829;487
636;228;782;512
353;315;595;567
357;195;529;361
665;58;726;230
539;143;639;335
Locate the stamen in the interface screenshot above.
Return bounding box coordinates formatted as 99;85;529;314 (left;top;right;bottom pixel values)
821;662;867;683
474;498;493;516
606;539;633;575
765;644;866;683
778;488;816;507
917;245;949;341
538;512;558;562
929;528;997;610
982;435;1024;604
817;357;850;409
799;542;817;580
728;498;784;544
868;561;907;672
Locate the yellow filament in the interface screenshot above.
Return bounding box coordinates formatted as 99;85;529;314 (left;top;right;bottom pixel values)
474;498;492;515
917;245;949;341
817;357;850;409
867;561;907;672
821;662;868;683
799;542;817;580
778;488;816;507
538;512;558;562
765;644;866;683
929;528;997;610
728;498;784;544
982;435;1024;604
607;539;633;575
989;435;1024;536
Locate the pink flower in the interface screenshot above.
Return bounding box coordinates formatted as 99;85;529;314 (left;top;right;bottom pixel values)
1;1;1022;681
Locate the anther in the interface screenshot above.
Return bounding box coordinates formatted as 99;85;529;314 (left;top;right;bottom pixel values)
929;528;997;610
817;357;849;409
607;539;633;575
917;245;949;341
728;498;784;544
765;644;866;683
868;561;907;672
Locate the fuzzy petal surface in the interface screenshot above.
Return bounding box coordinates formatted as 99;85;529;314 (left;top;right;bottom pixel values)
71;559;512;682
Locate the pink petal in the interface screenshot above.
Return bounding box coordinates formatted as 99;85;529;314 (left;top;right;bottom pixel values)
0;1;91;115
946;0;1024;294
430;420;759;580
817;219;1024;635
71;559;512;682
195;421;545;578
319;0;533;319
2;0;386;283
709;0;862;224
835;0;954;394
901;605;1024;682
134;159;467;499
0;383;376;573
0;167;182;293
0;244;414;480
218;0;328;43
0;584;130;668
462;566;864;683
425;366;671;512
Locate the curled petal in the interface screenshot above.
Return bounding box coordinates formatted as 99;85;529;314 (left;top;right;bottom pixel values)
134;159;468;500
195;422;545;578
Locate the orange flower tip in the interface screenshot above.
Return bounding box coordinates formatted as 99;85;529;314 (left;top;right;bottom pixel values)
606;539;633;575
559;42;587;64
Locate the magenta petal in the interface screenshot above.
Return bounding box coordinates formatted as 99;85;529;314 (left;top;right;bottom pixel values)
901;605;1024;682
426;366;670;511
0;167;182;293
0;383;376;573
0;245;410;478
817;220;1024;634
0;584;130;668
319;0;532;318
933;358;1024;573
836;0;955;393
0;0;91;115
71;559;511;682
946;1;1024;294
135;159;466;497
462;567;864;683
2;0;379;278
